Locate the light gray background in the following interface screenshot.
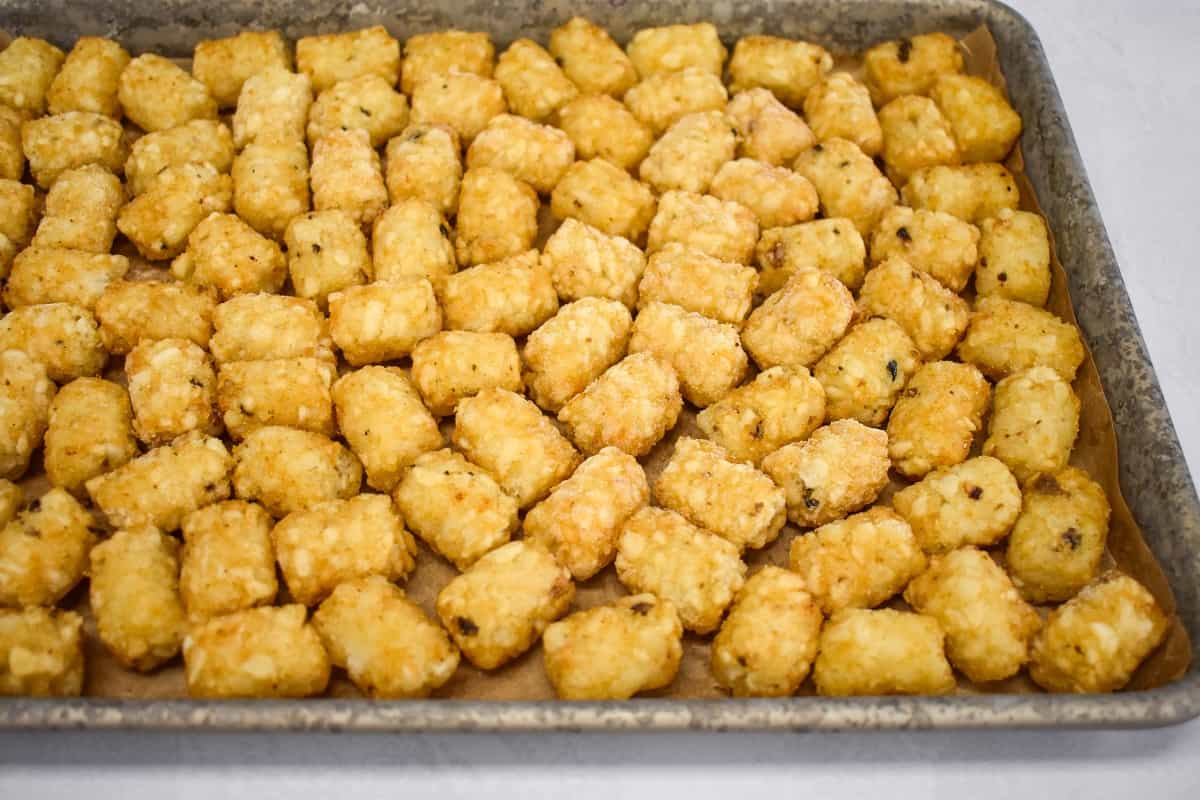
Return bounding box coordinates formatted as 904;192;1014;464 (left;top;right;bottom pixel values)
3;0;1199;795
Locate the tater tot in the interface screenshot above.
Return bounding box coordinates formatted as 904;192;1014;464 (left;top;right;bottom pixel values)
30;165;123;253
793;138;897;236
332;366;443;491
905;547;1041;683
814;608;955;696
210;293;333;364
893;456;1022;553
697;366;825;465
0;350;54;481
974;209;1051;306
410;70;506;146
726;88;815;166
231;427;361;518
639;110;734;195
727;35;832;108
216;357;334;440
466;114;574;194
627;22;726;78
548;16;638;97
655;437;786;551
0;481;21;528
0;607;83;697
232;66;312;149
930;73;1022;164
232;140;310;239
118;54;217;132
0;488;95;608
310;128;387;227
44;378;136;495
411;331;523;417
646;190;758;265
296;26;400;93
455;166;538;266
858;258;970;360
708;158;819;230
862;32;964;107
0;37;64;115
1029;572;1167;693
870;205;978;292
384;123;462;216
306;75;409;148
125;120;234;197
755;218;866;294
550;159;656;243
89;527;185;671
623;67;728;135
393;448;518;570
900;162;1019;223
711;566;823;697
95;281;216;354
542;593;682;700
439;251;556;336
812;317;921;427
171;212;287;298
0;303;107;383
116;161;233;260
521;297;631;412
554;94;652;171
637;243;756;326
371;199;455;286
180;500;277;621
629;301;747;408
616;506;745;634
803;72;882;155
284;210;371;308
272;494;416;607
557;352;682;457
983;367;1079;482
0;107;22;183
314;576;459;698
742;267;855;370
192;30;290;109
125;338;219;445
437;540;573;669
523;446;649;580
3;249;129;311
328;278;442;365
183;605;330;699
21;111;126;189
494;38;577;122
957;296;1085;382
877;95;960;184
0;178;37;257
401;30;494;95
886;360;990;479
542;218;646;308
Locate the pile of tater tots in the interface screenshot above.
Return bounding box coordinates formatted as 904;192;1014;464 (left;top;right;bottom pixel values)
0;18;1170;701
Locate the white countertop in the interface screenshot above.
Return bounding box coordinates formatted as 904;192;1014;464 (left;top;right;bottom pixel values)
3;0;1199;796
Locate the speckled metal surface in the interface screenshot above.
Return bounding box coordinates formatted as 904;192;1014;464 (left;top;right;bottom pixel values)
1;0;1198;731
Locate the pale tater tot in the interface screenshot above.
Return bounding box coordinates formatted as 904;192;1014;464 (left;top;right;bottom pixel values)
3;249;129;311
755;218;866;295
180;500;277;622
183;605;330;699
616;506;746;634
284;210;371;308
210;293;333;364
372;199;455;286
554;94;652;171
332;366;443;491
0;488;95;608
0;179;37;263
542;218;646;308
272;494;416;607
0;303;107;383
726;88;815;166
455;166;539;266
171;212;287;298
217;357;334;440
453;388;580;508
983;367;1079;482
384;124;462;216
231;427;361;518
858;258;970;360
640;110;741;198
727;35;832;108
466;114;574;194
957;296;1085;382
30;165;122;253
905;547;1041;683
393;448;518;570
548;17;638;97
623;67;728;135
494;38;578;122
742;267;855;370
306;75;409;148
638;244;756;326
0;107;22;183
0;37;63;115
232;66;312;149
1029;572;1167;693
310;128;387;227
314;576;458;699
95;281;216;355
328;279;442;365
877;95;960;184
0;607;83;697
411;331;523;417
118;54;217;132
862;32;964;107
870;205;979;292
296;26;400;93
974;209;1051;307
711;566;823;697
646;190;758;265
125;338;218;445
439;251;556;336
89;527;186;671
192;30;290;109
21;111;127;189
813;608;955;696
697;366;825;465
803;72;882;156
813;317;921;427
523;446;649;580
900;162;1019;224
886;361;990;480
542;593;682;700
629;301;748;408
550;159;657;242
930;73;1023;164
1007;468;1110;605
557;352;682;457
116;162;233;260
0;481;21;528
522;297;631;413
793;138;897;236
44;378;136;495
232;140;310;239
401;30;494;95
627;23;726;78
655;437;787;552
437;540;574;669
410;70;506;146
892;456;1022;553
708;158;819;230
